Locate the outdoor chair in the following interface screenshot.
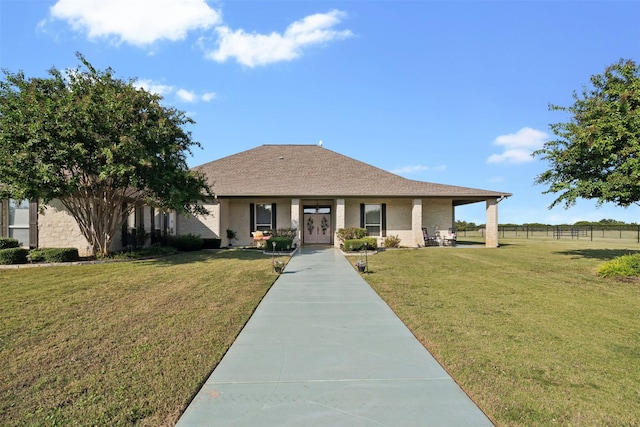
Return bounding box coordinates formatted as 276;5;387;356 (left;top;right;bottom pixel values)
422;227;438;246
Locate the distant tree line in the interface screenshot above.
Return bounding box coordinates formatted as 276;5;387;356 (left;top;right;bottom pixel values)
455;219;638;230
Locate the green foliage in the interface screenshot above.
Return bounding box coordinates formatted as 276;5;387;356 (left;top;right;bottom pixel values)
535;59;640;209
336;227;367;242
597;254;640;277
0;238;20;250
0;53;212;256
29;248;79;263
343;238;378;252
383;235;401;248
108;246;177;259
0;248;29;264
272;228;298;239
169;234;204;252
267;237;293;251
455;220;476;231
226;229;237;242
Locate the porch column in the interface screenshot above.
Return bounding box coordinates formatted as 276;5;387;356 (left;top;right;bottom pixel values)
335;198;345;248
486;198;499;248
291;199;300;247
412;199;423;247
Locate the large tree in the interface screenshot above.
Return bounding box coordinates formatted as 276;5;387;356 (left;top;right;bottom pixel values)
534;59;640;209
0;53;212;256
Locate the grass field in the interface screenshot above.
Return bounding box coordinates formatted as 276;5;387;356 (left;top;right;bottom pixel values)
0;250;277;426
1;240;639;426
364;238;640;426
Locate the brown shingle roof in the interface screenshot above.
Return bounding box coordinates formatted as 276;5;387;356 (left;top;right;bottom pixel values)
194;145;511;201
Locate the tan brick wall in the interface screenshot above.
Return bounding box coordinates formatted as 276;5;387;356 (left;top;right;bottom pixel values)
177;203;219;238
38;200;92;255
423;198;454;236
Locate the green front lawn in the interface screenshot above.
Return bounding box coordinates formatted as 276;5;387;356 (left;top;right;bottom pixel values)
2;240;639;426
364;238;640;426
0;250;277;426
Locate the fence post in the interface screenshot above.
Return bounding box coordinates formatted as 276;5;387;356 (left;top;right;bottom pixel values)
591;225;593;241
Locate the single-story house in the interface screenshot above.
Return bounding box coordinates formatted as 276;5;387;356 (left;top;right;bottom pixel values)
0;144;511;254
181;144;510;248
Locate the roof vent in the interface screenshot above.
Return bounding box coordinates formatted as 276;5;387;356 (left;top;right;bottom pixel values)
278;156;284;159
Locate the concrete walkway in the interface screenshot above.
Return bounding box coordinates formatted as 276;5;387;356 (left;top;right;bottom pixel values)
176;247;493;426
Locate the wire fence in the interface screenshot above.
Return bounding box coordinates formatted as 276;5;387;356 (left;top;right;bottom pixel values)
456;225;640;243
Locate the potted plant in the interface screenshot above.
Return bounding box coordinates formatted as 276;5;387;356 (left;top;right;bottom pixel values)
355;259;367;272
273;259;285;273
226;228;237;247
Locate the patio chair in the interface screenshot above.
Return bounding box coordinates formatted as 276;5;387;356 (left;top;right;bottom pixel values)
422;228;438;247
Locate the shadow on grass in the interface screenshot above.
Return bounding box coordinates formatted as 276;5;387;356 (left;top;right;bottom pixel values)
556;248;640;261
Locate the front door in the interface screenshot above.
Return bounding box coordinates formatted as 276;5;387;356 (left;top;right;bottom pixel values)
303;206;332;244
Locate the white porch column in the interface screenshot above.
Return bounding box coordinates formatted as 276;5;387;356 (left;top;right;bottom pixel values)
412;199;423;247
335;198;345;248
291;198;300;247
486;198;499;248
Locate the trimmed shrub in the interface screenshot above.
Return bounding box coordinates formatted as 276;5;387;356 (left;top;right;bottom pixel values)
336;227;367;242
0;248;29;265
266;237;294;251
30;248;79;263
597;254;640;277
272;228;298;239
202;238;222;249
343;238;378;252
384;235;401;248
169;234;204;251
0;238;20;250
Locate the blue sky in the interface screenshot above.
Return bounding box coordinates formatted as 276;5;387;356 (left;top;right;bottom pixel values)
1;0;639;225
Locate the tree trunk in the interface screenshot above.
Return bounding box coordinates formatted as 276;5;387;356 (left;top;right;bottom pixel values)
60;183;136;257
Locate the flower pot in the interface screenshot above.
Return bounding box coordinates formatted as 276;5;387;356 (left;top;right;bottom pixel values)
357;265;366;272
275;266;284;273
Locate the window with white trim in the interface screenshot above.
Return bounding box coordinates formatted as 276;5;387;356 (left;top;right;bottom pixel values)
8;199;29;246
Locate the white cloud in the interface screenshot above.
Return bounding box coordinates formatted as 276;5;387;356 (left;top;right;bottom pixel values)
391;164;446;175
201;92;217;102
176;89;197;103
135;79;214;104
49;0;221;46
487;127;549;164
206;10;353;67
135;79;175;96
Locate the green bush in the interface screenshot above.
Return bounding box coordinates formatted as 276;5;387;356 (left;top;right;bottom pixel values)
336;227;367;242
597;254;640;277
272;228;298;239
110;246;178;259
169;234;204;251
30;248;79;263
343;238;378;252
384;235;401;248
266;237;294;251
0;248;29;265
202;238;222;249
0;238;20;250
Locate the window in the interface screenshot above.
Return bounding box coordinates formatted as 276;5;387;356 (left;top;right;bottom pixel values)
360;203;386;237
255;204;273;231
8;199;30;246
364;204;381;236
